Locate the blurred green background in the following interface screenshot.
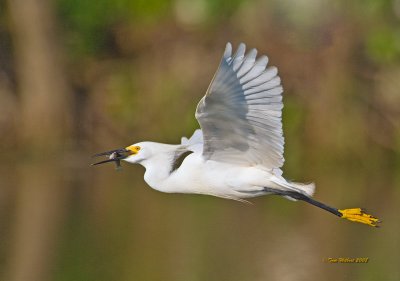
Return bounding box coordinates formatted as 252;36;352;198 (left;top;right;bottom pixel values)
1;0;400;280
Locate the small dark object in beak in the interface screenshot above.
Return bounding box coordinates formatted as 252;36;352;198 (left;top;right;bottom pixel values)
92;148;130;169
92;148;129;158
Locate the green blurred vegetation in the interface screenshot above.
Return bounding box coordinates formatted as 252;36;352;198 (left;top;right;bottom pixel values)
0;0;399;281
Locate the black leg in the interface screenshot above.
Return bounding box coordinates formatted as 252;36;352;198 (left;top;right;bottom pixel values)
264;188;341;217
263;187;381;227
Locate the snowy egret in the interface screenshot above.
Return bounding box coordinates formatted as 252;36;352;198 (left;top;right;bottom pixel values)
93;43;380;227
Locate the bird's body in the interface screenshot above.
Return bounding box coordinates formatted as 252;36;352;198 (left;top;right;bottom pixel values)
93;42;380;227
134;141;313;203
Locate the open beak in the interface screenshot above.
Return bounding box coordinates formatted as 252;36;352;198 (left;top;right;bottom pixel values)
92;148;131;168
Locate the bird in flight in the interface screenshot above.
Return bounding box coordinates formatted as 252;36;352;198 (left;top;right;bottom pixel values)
93;43;380;227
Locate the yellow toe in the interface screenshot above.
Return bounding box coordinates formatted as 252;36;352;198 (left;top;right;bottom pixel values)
338;208;381;227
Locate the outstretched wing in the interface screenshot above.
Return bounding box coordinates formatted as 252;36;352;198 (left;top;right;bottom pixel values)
195;43;284;168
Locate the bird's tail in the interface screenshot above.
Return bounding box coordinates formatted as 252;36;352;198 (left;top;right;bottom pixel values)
270;174;316;199
288;181;316;197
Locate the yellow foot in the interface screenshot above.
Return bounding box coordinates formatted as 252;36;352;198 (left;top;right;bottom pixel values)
338;208;381;227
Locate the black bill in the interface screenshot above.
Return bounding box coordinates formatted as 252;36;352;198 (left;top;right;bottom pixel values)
92;148;130;169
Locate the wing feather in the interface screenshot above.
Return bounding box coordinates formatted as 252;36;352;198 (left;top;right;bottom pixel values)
195;43;285;168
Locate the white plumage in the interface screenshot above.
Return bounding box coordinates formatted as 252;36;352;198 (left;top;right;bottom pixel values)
196;42;284;169
93;42;381;227
118;43;315;202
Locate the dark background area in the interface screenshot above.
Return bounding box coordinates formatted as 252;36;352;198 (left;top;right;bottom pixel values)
0;0;399;280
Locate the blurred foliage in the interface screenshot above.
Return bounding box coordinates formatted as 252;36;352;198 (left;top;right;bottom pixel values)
57;0;172;56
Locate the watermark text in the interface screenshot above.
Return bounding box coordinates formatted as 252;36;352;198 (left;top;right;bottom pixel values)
324;257;369;263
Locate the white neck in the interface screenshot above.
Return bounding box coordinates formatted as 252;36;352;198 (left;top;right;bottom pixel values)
140;145;178;191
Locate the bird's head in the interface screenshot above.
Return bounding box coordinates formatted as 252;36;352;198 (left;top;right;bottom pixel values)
92;142;152;167
123;142;152;164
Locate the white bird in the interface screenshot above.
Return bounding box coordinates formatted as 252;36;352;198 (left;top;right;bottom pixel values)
93;43;380;227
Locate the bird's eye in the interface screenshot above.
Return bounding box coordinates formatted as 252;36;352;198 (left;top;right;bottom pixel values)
135;146;141;151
